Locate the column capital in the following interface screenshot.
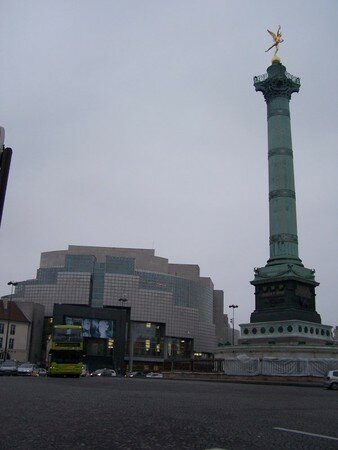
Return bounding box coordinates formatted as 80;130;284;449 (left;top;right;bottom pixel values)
254;61;300;102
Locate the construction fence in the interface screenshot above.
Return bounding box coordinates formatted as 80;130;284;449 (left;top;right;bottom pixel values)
221;356;338;377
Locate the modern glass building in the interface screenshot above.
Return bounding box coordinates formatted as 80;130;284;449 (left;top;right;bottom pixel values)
12;245;225;372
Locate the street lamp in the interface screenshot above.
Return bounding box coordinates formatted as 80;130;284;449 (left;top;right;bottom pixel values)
229;304;238;346
2;281;18;361
118;296;133;374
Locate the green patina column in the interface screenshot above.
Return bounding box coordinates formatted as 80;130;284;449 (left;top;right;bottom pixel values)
254;61;301;266
250;60;321;324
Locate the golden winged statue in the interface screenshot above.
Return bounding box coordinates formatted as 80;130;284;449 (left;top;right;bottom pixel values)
265;26;284;56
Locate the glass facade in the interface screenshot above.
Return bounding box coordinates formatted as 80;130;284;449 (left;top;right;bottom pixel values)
166;337;193;359
65;255;96;273
91;264;105;303
85;338;114;357
106;256;135;275
137;270;213;320
130;322;164;358
37;267;60;284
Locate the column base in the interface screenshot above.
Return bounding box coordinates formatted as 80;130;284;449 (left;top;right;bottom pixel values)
250;264;320;324
239;320;331;345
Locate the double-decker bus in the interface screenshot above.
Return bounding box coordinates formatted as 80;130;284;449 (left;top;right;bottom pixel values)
48;325;83;377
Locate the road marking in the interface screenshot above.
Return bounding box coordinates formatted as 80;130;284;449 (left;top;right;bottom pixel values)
274;427;338;441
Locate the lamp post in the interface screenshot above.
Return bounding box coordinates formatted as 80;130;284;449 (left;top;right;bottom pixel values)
3;281;18;362
229;304;238;346
118;296;133;373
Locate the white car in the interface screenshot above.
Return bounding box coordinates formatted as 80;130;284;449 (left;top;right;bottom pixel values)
81;365;90;377
35;367;47;377
324;370;338;390
146;372;163;378
17;363;36;376
0;360;18;375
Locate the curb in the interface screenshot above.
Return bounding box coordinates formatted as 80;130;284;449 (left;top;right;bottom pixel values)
163;373;323;388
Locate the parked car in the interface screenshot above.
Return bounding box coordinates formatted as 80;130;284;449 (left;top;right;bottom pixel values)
81;365;90;377
145;372;163;378
0;360;18;375
91;368;117;377
35;367;47;377
126;371;146;378
17;363;36;376
324;370;338;390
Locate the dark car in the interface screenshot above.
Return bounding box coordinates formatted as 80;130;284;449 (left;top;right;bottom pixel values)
0;360;18;375
126;371;146;378
91;368;116;377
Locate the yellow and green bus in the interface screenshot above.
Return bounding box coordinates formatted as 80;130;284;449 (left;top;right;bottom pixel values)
48;325;83;377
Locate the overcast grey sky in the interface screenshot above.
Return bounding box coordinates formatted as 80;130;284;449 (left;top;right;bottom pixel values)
1;0;337;329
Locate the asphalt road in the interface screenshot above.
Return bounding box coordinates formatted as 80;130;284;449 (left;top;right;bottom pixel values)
0;376;337;450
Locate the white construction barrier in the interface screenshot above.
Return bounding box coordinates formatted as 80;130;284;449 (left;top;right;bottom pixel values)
223;356;338;377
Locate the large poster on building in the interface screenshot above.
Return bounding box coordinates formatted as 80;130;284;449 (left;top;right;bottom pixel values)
65;317;114;339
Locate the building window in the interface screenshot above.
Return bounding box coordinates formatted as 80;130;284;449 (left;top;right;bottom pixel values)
8;338;14;349
0;323;4;334
0;337;3;348
145;339;151;351
10;324;16;335
166;336;193;359
131;322;165;358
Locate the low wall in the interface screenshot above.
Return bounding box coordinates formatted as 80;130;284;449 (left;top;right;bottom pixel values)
163;371;324;386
